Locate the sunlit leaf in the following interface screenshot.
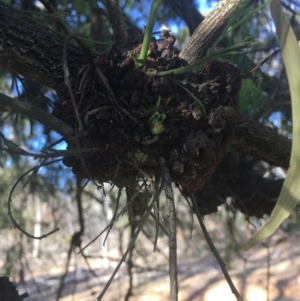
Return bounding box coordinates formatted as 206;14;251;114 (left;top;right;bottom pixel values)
244;0;300;251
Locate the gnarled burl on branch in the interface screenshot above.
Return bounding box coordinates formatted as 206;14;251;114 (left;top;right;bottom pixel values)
0;0;291;200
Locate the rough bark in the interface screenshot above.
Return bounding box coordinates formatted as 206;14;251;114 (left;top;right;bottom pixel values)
0;4;87;91
195;151;283;217
229;114;291;169
179;0;244;63
0;0;291;172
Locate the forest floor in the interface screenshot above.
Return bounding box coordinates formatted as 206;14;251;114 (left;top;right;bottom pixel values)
16;229;300;301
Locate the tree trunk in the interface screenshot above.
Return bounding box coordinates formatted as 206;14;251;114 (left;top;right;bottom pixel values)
0;1;291;195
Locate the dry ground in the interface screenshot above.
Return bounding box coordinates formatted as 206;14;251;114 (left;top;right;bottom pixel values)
16;231;300;301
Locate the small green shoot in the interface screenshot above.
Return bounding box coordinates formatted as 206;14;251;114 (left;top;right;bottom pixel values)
149;96;166;135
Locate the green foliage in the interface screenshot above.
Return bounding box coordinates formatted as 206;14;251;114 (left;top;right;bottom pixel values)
0;0;299;296
176;27;190;48
244;0;300;250
238;78;263;116
148;0;266;77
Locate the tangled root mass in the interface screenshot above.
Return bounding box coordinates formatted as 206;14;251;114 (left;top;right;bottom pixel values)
53;30;242;192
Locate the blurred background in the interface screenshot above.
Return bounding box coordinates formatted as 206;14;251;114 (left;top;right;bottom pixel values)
0;0;300;300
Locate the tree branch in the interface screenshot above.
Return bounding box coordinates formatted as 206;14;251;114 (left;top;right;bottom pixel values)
0;4;87;91
0;92;75;141
0;1;292;171
179;0;244;63
229;114;291;168
105;0;128;50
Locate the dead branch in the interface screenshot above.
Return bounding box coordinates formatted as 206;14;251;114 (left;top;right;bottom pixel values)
160;157;178;301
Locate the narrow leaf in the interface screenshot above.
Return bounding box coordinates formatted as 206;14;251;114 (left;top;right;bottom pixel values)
244;0;300;250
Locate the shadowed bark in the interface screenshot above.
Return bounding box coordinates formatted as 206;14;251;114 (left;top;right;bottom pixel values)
0;4;87;90
0;0;291;207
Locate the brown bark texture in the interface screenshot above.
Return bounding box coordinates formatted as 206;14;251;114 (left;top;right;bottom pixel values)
0;0;291;215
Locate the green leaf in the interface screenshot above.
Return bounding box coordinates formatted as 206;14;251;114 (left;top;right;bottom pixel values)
137;0;162;67
244;0;300;251
238;79;263;116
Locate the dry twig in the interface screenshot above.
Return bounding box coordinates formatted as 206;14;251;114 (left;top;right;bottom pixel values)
8;161;60;240
159;157;178;301
190;194;244;301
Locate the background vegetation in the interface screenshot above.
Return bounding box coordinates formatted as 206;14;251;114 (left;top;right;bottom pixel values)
0;0;299;300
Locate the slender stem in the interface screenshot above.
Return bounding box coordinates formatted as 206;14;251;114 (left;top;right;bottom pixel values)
8;160;61;240
124;184;137;301
78;182;146;254
159;157;178;301
137;0;162;67
63;39;85;135
191;195;244;301
105;0;128;50
97;202;153;300
39;0;70;34
0;92;75;142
